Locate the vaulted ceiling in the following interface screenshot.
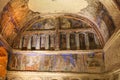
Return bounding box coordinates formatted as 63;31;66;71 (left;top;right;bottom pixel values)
0;0;119;47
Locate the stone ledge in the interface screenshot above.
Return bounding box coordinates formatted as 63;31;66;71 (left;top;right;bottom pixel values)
7;71;105;80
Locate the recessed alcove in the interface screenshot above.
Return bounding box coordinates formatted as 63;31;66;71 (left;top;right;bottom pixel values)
6;14;106;80
0;0;119;80
12;16;102;51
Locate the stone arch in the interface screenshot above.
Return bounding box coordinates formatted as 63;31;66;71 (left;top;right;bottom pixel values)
15;13;105;47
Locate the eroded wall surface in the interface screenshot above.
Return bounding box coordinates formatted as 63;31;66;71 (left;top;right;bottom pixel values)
105;35;120;72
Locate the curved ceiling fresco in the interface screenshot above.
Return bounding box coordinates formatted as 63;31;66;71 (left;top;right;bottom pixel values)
0;0;116;47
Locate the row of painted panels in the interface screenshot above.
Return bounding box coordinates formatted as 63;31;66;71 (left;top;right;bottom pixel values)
8;52;104;73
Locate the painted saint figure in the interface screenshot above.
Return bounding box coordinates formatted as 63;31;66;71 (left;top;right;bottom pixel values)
60;18;71;29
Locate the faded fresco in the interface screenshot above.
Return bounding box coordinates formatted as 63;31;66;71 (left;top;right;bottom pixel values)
81;0;115;41
12;17;101;50
0;0;116;46
8;52;104;73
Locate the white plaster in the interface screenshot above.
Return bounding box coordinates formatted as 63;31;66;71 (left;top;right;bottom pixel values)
28;0;88;13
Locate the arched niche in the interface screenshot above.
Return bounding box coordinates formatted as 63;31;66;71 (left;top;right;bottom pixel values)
12;15;103;50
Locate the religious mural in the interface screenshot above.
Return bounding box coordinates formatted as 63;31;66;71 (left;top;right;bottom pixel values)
25;54;39;70
84;52;104;73
8;52;104;73
0;0;119;80
44;18;56;30
71;19;83;29
17;32;100;50
0;0;116;48
12;17;101;50
60;17;71;29
80;0;116;42
95;2;116;41
0;0;29;45
29;18;56;30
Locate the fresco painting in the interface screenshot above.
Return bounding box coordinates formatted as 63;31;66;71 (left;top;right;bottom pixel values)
12;17;102;50
84;52;103;72
8;52;103;73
